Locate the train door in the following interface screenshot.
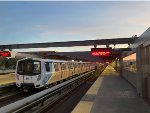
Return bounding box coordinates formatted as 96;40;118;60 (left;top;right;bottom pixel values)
61;63;67;79
77;63;79;74
53;63;61;81
75;63;79;75
65;63;70;78
68;63;74;76
16;60;24;83
74;63;77;75
44;62;52;84
23;61;34;83
78;63;81;74
81;63;83;73
71;62;75;75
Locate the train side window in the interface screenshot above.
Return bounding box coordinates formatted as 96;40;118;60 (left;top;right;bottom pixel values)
61;63;66;70
54;63;59;71
71;63;74;69
82;64;84;68
45;62;50;72
80;64;83;68
76;64;79;68
68;63;73;69
33;61;41;74
74;63;77;68
67;63;70;69
78;63;80;68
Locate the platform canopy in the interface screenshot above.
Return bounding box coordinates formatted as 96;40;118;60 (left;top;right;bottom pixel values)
20;49;131;63
0;37;138;62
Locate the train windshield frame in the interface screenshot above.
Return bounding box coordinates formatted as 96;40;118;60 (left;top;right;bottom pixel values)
17;59;41;75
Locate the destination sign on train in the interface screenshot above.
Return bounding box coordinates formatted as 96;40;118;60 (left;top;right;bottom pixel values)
91;48;112;56
0;51;11;57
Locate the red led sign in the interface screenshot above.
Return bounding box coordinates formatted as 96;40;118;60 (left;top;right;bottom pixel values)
91;48;112;56
0;51;11;57
106;61;110;64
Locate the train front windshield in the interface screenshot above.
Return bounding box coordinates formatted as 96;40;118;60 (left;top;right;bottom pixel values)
17;59;41;75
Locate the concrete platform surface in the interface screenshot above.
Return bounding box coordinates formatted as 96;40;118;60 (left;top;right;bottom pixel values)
72;65;150;113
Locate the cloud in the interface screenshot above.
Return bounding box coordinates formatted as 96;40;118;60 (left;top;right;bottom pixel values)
128;18;150;27
30;23;126;42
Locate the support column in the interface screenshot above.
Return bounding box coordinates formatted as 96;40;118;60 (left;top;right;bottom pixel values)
115;59;118;72
119;57;123;76
136;45;148;97
136;45;143;96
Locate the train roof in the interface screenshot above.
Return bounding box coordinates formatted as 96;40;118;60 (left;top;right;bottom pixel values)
17;57;91;63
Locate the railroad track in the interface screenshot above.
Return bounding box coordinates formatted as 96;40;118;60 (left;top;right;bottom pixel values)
0;85;38;108
0;70;95;113
0;91;25;108
0;83;17;103
0;68;106;113
0;89;42;108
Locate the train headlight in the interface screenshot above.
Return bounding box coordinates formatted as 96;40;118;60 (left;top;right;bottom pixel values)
37;75;41;81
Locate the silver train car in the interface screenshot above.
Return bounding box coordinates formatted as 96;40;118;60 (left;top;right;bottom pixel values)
15;58;95;91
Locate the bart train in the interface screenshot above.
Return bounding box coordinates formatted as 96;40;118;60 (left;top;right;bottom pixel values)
15;58;97;91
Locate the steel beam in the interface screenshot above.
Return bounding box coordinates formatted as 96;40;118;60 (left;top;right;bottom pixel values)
0;37;137;49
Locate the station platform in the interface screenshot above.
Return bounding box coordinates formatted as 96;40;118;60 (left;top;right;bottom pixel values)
72;65;150;113
0;73;15;85
0;70;15;75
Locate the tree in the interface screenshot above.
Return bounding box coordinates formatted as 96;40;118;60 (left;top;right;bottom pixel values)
0;57;7;70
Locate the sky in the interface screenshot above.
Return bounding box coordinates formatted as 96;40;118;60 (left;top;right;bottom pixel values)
123;53;136;61
0;1;150;52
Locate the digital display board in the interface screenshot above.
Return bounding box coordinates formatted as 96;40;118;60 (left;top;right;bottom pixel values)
105;61;110;64
91;48;112;56
0;51;11;57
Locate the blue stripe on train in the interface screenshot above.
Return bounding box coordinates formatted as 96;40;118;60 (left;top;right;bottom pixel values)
41;73;53;86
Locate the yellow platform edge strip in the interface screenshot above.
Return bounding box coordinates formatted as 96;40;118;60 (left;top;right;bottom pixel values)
71;76;104;113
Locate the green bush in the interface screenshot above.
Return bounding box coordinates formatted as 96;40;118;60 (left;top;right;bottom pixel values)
0;57;18;69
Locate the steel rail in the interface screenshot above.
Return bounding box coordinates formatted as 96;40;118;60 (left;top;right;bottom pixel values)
0;92;22;103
